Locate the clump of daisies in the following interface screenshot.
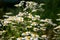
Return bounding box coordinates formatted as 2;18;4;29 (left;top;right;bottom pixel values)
2;11;57;40
0;1;59;40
